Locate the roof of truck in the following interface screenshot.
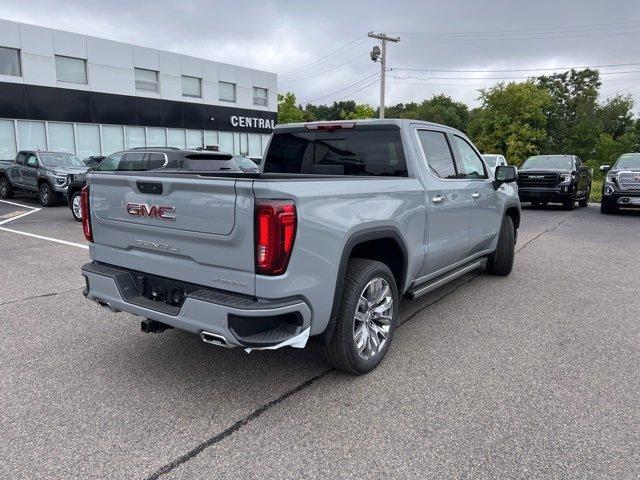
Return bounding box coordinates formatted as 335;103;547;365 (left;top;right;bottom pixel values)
274;118;465;135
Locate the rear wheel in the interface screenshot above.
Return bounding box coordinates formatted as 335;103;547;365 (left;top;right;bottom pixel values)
39;182;57;207
322;259;398;375
487;215;515;276
0;176;14;199
70;191;82;221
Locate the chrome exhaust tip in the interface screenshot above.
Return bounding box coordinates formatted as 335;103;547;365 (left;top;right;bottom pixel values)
200;331;231;348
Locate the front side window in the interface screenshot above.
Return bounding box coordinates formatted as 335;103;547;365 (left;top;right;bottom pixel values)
253;87;267;106
182;76;201;98
135;68;159;92
55;55;87;84
0;47;21;76
481;155;498;168
25;154;38;167
453;135;488;179
119;152;146;171
96;152;124;171
417;130;457;179
219;81;236;102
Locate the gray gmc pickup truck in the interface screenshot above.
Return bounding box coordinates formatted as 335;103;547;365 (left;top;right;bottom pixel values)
80;119;520;374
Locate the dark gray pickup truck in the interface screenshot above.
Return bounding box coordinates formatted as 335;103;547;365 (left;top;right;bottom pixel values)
0;150;88;206
80;119;521;374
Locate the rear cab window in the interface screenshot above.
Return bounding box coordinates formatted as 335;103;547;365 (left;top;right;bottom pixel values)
264;125;408;176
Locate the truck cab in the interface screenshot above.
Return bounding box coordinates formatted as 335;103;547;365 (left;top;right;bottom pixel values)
600;153;640;214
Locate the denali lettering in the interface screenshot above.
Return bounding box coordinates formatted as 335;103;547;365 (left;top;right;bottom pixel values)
230;116;275;129
126;203;176;221
134;239;179;253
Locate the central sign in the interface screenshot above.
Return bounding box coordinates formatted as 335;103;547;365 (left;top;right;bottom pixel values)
230;116;276;130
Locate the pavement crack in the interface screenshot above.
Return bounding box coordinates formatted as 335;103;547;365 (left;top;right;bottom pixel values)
0;287;84;307
145;369;331;479
516;218;565;253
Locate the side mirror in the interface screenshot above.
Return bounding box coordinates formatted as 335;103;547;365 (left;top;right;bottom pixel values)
599;165;610;172
494;165;517;189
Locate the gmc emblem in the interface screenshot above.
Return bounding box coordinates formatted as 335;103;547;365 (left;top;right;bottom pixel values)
126;203;176;221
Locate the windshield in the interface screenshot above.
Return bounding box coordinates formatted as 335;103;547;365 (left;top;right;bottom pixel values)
614;153;640;170
39;152;85;167
521;155;573;170
482;155;498;167
233;156;258;170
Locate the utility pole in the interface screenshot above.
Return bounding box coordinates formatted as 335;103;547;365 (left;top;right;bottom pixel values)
368;32;400;119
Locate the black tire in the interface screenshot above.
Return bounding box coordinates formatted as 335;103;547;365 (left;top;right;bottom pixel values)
487;215;515;276
321;259;398;375
600;201;618;215
39;182;57;207
562;197;575;211
0;176;14;199
69;190;83;221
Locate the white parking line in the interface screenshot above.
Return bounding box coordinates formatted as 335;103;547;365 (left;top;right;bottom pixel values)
0;199;88;250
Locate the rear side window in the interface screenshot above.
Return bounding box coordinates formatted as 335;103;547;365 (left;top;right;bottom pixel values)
147;153;166;170
264;129;407;176
119;152;146;171
453;136;488;180
417;130;457;179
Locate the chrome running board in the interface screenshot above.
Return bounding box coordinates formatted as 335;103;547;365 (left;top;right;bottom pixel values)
405;258;487;300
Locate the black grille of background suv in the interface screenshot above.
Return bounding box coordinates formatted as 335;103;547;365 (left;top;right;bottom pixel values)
517;173;559;188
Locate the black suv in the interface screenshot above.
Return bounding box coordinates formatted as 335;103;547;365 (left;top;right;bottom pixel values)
517;154;592;211
66;147;243;221
599;153;640;214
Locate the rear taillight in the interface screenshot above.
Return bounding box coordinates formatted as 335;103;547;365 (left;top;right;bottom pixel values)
81;186;92;242
255;200;297;275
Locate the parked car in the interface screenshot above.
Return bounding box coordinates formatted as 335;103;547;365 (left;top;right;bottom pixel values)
600;152;640;214
0;151;89;206
67;147;242;221
82;156;106;169
482;154;507;173
517;154;592;210
79;119;520;375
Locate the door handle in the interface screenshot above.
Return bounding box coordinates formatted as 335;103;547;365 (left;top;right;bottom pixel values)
432;195;446;205
472;192;481;199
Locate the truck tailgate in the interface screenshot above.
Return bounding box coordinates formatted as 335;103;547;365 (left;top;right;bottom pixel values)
88;173;256;295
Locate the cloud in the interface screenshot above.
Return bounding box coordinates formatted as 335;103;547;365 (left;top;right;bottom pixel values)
2;0;640;111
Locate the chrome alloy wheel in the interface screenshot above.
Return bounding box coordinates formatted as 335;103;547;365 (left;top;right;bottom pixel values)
353;277;393;360
0;178;7;196
40;185;49;205
72;193;82;220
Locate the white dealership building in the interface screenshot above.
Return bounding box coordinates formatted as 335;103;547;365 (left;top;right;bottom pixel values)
0;19;277;161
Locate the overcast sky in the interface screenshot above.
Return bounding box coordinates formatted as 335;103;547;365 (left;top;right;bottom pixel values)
2;0;640;112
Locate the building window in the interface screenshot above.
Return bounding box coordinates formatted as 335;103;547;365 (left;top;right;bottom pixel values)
219;81;236;103
262;134;271;156
48;122;75;153
76;124;100;158
17;121;46;150
126;126;146;148
186;130;203;149
239;133;249;156
135;68;159;92
204;131;218;149
248;134;262;158
0;120;17;160
101;125;124;155
168;129;186;148
182;76;201;98
146;127;167;147
219;132;233;153
55;55;87;84
253;87;268;106
0;47;21;77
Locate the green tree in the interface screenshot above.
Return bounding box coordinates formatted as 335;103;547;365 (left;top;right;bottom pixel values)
411;94;470;132
277;92;305;124
340;103;376;120
599;94;635;139
468;81;552;166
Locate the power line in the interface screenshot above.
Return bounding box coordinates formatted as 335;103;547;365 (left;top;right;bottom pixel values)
391;62;640;74
280;37;367;77
335;78;381;100
300;72;379;104
279;52;367;84
389;70;640;81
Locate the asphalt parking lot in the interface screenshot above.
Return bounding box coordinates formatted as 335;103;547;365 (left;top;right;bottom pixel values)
1;195;638;479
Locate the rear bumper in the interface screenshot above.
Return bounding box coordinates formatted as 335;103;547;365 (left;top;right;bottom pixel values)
81;262;312;349
518;187;572;203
